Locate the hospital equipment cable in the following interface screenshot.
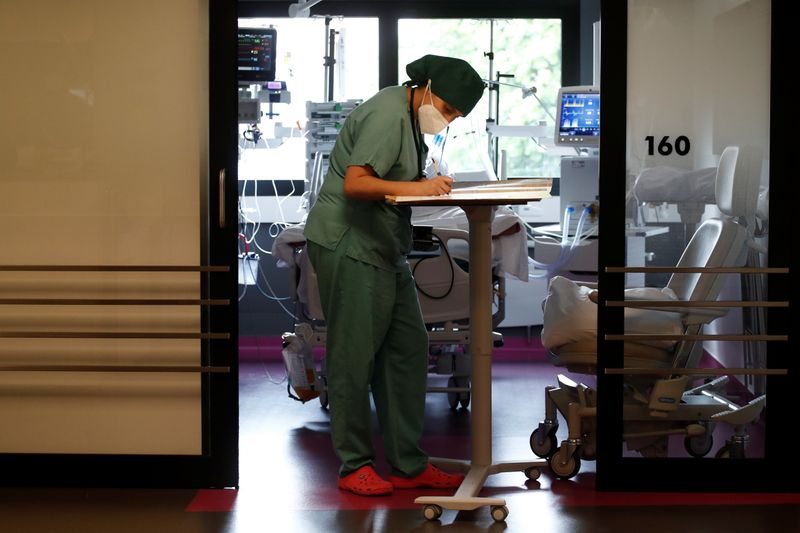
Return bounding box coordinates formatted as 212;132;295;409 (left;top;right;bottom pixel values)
240;235;298;319
238;232;253;302
239;178;262;246
237;211;292;386
525;206;574;278
241;131;305;253
238;191;296;315
271;172;286;227
238;159;312;322
238;178;292;255
266;178;296;240
470;112;500;181
412;233;455;299
250;331;288;386
241;253;297;315
526;206;593;279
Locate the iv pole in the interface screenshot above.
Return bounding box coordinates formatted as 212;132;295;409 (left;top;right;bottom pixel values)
483;19;557;176
484;20;496;172
323;17;338;102
483;21;514;176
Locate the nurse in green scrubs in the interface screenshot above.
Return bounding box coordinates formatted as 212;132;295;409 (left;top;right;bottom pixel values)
304;54;485;496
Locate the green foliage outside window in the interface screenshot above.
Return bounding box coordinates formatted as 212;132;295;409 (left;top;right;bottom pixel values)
399;18;563;178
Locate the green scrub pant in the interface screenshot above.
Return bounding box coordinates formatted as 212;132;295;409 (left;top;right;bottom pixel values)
307;237;429;478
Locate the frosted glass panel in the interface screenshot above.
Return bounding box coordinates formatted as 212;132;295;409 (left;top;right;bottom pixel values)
0;0;208;454
624;0;770;460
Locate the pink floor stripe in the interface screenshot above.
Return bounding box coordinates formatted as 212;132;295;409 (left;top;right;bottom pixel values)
185;489;238;512
556;490;800;507
239;335;549;363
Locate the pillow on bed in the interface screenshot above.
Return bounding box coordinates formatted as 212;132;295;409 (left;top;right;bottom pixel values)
541;276;684;350
541;276;598;349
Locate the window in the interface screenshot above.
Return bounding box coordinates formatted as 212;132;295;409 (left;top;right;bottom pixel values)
398;18;562;178
238;17;379;181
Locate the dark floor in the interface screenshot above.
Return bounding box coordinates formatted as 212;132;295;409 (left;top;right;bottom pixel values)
1;358;799;533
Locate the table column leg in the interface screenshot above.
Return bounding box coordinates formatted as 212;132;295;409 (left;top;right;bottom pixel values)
466;205;494;467
415;204;546;521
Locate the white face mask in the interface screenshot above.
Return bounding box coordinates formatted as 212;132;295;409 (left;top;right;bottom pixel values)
417;81;449;135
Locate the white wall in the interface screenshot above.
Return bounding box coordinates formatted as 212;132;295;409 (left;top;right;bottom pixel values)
627;0;770;175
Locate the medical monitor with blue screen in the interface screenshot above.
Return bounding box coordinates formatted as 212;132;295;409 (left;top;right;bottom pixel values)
238;28;277;84
554;86;600;147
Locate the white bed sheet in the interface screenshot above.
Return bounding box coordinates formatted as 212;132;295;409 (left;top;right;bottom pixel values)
632;166;716;204
271;205;529;281
540;276;685;351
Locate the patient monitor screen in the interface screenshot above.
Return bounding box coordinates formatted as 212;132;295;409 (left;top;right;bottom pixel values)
238;28;277;84
555;86;600;147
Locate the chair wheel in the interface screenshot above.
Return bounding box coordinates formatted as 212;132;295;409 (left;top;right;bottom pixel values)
684;433;713;458
446;376;470;410
549;446;581;480
530;427;557;458
318;376;328;409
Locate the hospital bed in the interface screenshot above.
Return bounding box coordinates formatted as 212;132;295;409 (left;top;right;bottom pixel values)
531;145;768;479
272;203;530;409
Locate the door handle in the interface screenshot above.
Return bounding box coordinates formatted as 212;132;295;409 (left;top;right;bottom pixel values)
218;168;226;228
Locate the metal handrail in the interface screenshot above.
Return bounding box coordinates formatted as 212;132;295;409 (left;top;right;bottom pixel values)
605;334;786;342
0;299;230;306
0;332;230;339
605;266;788;274
0;365;230;373
606;300;787;308
0;265;230;272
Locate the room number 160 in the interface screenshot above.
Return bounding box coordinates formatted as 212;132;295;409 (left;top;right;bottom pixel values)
645;135;691;156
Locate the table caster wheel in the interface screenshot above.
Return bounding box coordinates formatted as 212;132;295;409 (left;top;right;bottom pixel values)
490;505;509;522
524;466;541;480
423;504;442;521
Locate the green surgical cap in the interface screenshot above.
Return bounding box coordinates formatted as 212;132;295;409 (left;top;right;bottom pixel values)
406;54;485;116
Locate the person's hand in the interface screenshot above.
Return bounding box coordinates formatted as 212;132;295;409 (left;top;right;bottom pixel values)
416;175;454;196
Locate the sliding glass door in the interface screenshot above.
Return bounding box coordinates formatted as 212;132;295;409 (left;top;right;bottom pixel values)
597;0;793;491
0;0;238;487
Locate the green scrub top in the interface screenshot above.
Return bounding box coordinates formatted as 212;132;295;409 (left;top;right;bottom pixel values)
304;86;427;272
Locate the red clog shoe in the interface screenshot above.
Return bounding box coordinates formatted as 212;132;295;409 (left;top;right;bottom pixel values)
388;463;465;489
337;465;393;496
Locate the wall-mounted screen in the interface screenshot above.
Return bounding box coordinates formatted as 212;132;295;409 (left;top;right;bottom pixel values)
554;85;600;147
238;28;277;84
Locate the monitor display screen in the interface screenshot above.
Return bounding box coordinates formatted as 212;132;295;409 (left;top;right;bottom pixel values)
238;28;277;84
554;86;600;147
